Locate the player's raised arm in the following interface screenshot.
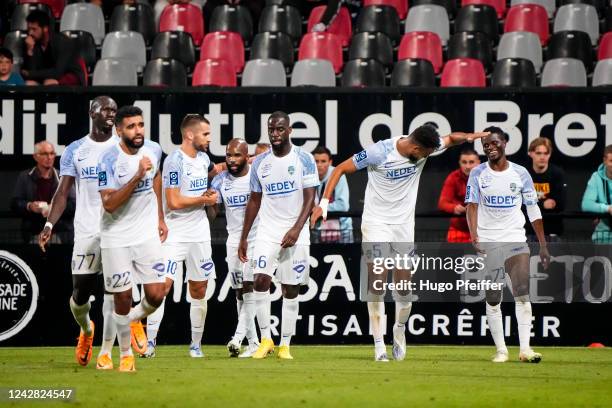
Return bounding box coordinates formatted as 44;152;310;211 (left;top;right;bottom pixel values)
99;155;151;213
310;158;358;226
442;131;491;148
38;175;74;252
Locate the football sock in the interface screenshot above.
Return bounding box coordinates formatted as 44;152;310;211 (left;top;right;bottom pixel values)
190;298;207;347
99;294;116;356
515;295;533;353
280;297;299;347
113;312;132;357
254;290;271;340
69;296;92;336
486;302;507;353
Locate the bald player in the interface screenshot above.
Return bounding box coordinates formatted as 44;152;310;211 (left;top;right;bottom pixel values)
210;139;260;358
38;96;120;369
142;114;219;358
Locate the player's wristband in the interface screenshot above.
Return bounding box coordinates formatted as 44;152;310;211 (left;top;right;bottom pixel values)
44;221;53;231
319;198;330;220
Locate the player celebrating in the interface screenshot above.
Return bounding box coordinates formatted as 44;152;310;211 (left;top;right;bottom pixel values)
210;139;260;358
239;111;319;360
142;114;218;358
311;125;489;361
38;96;118;369
96;105;167;372
465;127;550;363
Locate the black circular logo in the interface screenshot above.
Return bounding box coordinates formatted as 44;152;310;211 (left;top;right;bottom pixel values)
0;251;38;341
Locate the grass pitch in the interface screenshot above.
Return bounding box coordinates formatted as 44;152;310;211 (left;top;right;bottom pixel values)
0;346;610;408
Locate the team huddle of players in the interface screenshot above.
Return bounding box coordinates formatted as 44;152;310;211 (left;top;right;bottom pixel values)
39;95;550;372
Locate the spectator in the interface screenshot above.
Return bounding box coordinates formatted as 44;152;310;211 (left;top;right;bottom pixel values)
438;148;480;242
527;137;566;240
253;142;270;157
581;145;612;244
0;48;25;86
311;146;353;243
22;10;85;86
11;141;75;243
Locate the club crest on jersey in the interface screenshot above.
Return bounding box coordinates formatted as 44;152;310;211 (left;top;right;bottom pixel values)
288;165;295;175
169;172;179;185
509;182;517;193
355;150;367;163
98;171;107;186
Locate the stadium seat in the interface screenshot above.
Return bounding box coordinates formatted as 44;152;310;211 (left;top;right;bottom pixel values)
250;32;294;68
92;59;138;86
592;59;612;86
19;0;64;19
390;58;436;87
440;58;486;87
540;58;587;87
10;3;53;31
151;31;196;72
298;32;343;74
355;5;401;45
553;4;599;46
290;59;336;86
504;4;550;46
348;32;393;68
3;30;28;67
192;59;237;87
559;0;605;15
599;32;612;61
258;5;302;43
404;5;450;45
63;30;97;72
341;59;386;87
497;32;543;72
306;6;352;47
60;3;105;45
143;58;188;87
547;31;593;72
491;58;537;87
461;0;506;19
209;5;253;44
200;31;245;74
109;3;156;45
363;0;408;19
101;31;147;73
454;5;499;43
241;59;286;86
510;0;555;18
447;32;493;72
159;3;204;46
606;8;612;33
398;31;443;74
411;0;456;18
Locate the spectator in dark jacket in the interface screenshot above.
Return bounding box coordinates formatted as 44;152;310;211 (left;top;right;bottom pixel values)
22;10;84;86
11;141;75;243
438;148;480;242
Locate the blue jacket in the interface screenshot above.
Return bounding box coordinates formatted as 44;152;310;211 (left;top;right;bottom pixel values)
315;165;353;234
581;164;612;243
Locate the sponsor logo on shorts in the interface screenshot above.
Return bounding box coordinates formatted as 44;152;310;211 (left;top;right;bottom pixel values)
152;262;166;277
200;261;214;271
169;172;179;185
0;251;39;341
293;264;306;273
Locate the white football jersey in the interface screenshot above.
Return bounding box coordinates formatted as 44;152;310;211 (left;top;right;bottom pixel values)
162;148;213;243
250;145;319;245
210;167;258;246
353;136;441;226
465;161;538;242
60;134;119;240
97;140;162;248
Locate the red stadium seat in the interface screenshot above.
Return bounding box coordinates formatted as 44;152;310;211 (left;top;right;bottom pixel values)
598;32;612;61
306;6;352;47
159;3;205;46
461;0;506;19
504;4;550;46
199;32;245;73
19;0;65;19
192;59;236;87
440;58;486;87
398;31;443;74
363;0;408;19
298;32;343;73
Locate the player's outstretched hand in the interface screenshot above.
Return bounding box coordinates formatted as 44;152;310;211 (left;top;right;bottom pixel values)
158;218;168;243
281;226;300;248
38;226;52;253
448;131;491;145
137;156;153;179
238;239;248;263
539;245;551;270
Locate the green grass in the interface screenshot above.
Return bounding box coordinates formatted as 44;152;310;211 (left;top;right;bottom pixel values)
0;346;611;407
